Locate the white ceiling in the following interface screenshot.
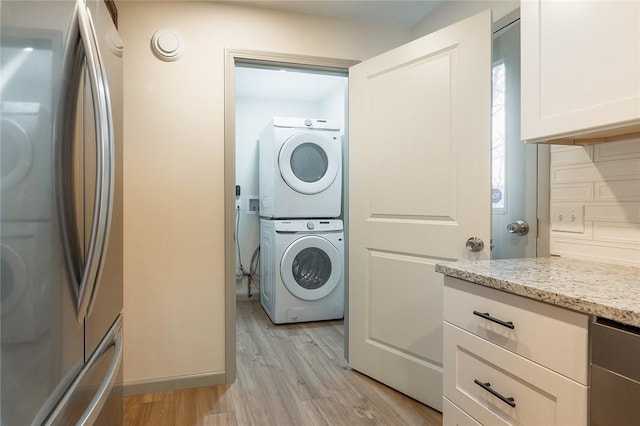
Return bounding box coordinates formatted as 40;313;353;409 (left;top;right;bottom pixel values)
233;1;444;101
224;0;442;27
236;66;347;101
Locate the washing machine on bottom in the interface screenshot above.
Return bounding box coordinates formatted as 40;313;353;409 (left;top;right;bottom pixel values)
260;218;344;324
1;221;52;343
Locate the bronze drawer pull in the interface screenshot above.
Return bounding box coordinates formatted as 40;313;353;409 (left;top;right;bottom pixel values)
474;379;516;408
473;311;515;329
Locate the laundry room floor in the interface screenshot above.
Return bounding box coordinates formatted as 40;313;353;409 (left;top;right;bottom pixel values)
123;299;442;425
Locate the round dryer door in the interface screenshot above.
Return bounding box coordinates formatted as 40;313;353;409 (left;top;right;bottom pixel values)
280;235;342;301
1;118;33;190
278;131;340;195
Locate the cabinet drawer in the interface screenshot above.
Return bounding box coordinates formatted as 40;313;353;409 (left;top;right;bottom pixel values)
444;397;481;426
444;323;588;426
443;276;589;384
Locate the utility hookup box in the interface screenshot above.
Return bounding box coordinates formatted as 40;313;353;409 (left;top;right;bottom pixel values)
247;196;259;214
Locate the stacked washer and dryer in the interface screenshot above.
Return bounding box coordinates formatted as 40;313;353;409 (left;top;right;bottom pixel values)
1;102;52;343
258;117;344;324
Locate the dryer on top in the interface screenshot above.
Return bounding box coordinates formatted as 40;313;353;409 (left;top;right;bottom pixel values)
259;117;342;219
1;101;52;221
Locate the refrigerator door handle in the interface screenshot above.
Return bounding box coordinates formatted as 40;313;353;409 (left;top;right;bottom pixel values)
55;2;84;311
78;319;122;425
44;315;123;426
76;0;115;324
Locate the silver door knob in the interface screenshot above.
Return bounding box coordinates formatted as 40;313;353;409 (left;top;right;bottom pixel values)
507;220;529;236
466;237;484;252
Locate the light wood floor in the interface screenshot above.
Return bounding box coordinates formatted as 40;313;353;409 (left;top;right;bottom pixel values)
124;300;442;425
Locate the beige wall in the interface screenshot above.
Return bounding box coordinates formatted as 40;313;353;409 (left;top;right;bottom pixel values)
118;1;412;387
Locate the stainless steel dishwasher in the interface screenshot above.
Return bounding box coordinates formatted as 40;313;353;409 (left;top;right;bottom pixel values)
590;317;640;426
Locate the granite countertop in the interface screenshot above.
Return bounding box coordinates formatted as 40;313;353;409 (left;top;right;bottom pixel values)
435;257;640;328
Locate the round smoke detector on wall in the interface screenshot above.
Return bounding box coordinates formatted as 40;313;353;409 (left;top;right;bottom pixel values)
151;30;183;62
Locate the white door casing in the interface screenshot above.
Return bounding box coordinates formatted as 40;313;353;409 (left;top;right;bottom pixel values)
348;10;492;410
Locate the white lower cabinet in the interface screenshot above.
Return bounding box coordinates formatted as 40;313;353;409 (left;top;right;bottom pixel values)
443;397;481;426
443;278;589;425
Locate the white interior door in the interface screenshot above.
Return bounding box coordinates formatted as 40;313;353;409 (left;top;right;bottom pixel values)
348;10;492;410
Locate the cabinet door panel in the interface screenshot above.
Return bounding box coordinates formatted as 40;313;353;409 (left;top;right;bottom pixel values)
443;397;481;426
521;0;640;143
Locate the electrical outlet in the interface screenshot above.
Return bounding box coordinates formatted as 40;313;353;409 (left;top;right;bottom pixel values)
551;205;585;233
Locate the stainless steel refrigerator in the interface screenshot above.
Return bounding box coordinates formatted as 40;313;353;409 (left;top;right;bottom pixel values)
1;0;124;423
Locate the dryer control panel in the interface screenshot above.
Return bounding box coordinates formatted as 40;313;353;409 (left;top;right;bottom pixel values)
273;116;340;131
274;219;343;232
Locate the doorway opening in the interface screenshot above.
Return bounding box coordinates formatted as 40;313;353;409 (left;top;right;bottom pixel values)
224;50;356;382
490;11;549;259
233;64;348;301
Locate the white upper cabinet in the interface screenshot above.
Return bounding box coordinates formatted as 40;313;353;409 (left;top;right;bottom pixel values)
521;0;640;144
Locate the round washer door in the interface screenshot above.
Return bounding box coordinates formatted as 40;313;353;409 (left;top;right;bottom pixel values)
1;118;33;190
1;243;28;314
280;235;342;301
278;131;339;195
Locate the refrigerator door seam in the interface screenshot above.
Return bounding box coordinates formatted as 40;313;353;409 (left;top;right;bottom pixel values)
43;314;123;426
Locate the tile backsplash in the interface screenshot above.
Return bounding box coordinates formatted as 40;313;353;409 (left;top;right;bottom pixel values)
550;137;640;266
